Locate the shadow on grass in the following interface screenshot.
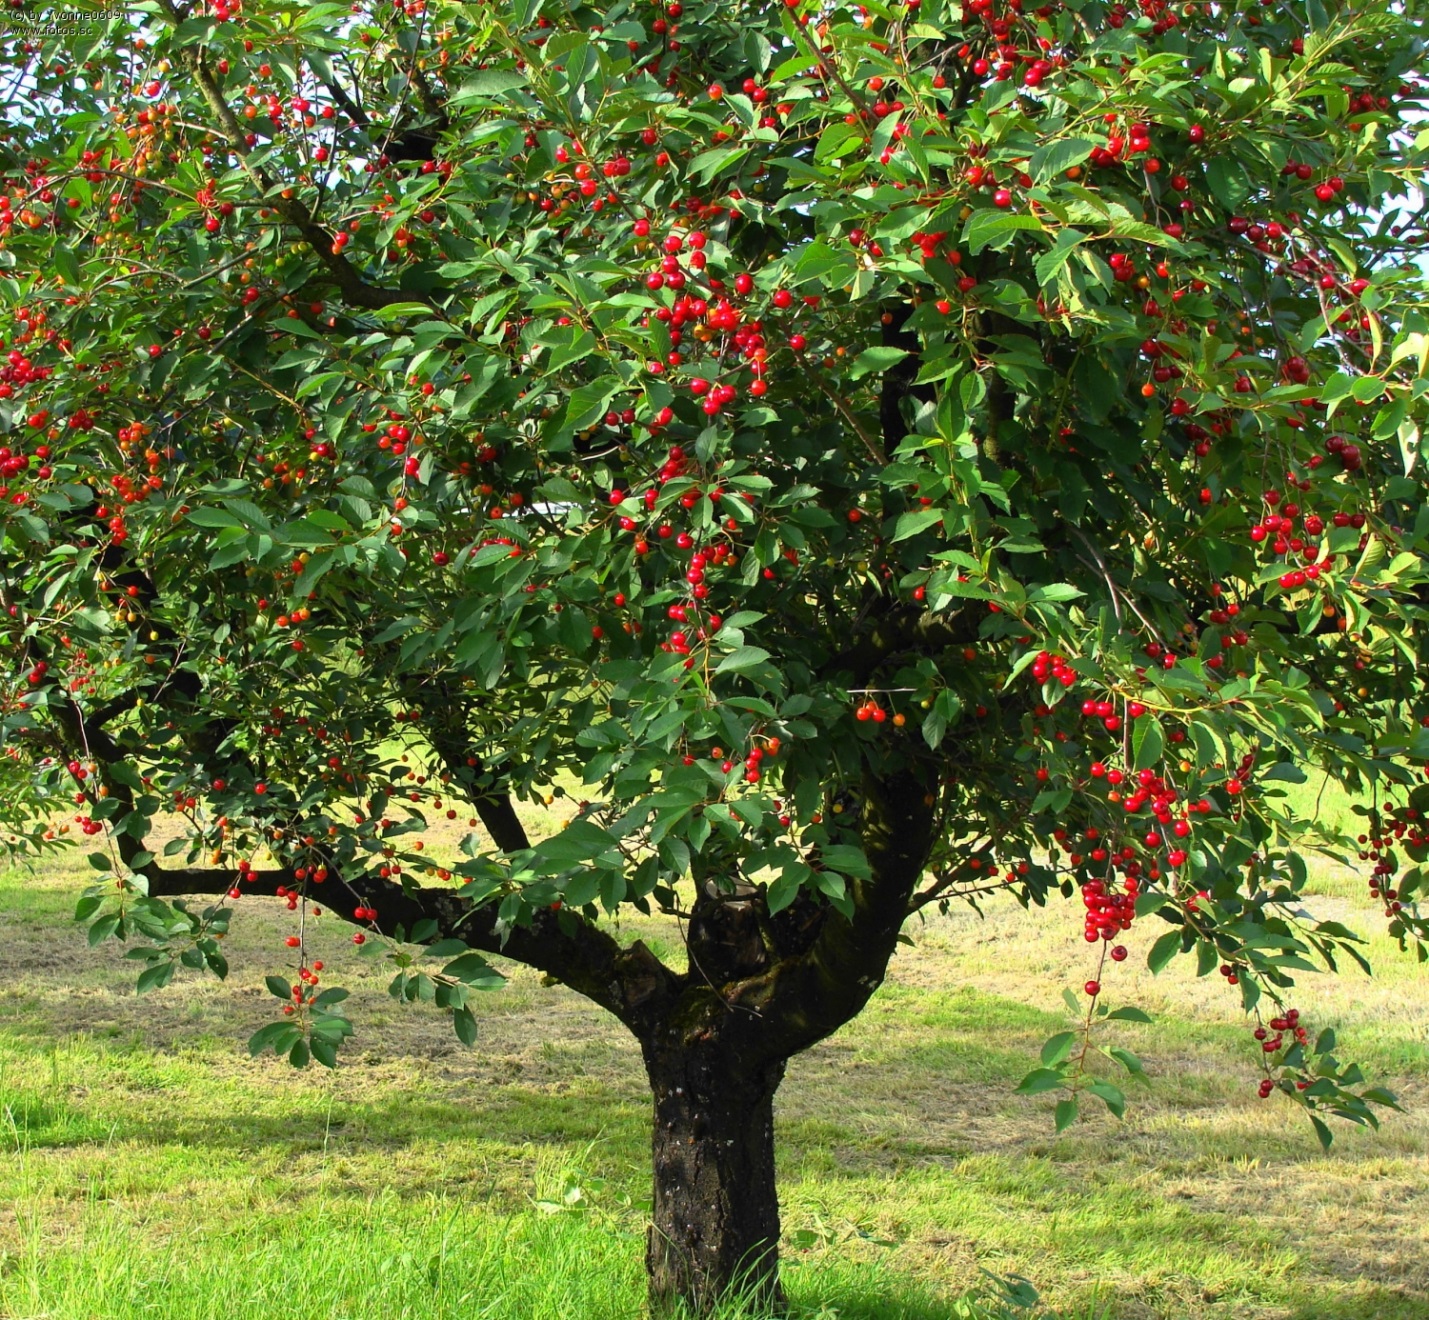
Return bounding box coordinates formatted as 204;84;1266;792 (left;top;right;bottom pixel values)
1282;1289;1429;1320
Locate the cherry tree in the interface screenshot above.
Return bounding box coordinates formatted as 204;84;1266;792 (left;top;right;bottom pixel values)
2;0;1427;1311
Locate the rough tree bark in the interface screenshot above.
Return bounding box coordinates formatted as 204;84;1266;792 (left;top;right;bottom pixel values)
643;1031;788;1316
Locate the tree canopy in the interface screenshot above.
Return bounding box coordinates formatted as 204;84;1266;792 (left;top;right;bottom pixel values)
1;0;1427;1309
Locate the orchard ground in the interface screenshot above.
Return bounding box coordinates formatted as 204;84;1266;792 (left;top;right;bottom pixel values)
1;777;1427;1320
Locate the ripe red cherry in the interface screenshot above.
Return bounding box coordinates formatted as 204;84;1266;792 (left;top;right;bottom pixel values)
992;188;1012;207
1084;980;1101;996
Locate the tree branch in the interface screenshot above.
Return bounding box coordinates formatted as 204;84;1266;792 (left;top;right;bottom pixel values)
141;859;679;1035
395;675;530;852
717;761;940;1063
160;7;425;312
819;600;974;685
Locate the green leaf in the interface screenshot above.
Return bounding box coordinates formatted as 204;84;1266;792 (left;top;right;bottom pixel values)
561;377;621;434
1147;929;1182;975
814;121;865;164
1040;1031;1076;1067
1310;1114;1334;1151
453;1005;478;1046
74;895;103;922
1054;1095;1079;1133
1035;231;1087;288
891;508;945;541
452;70;529;99
247;1021;299;1057
1132;717;1164;771
1030;138;1095;182
52;243;81;287
1206;157;1251;210
264;975;292;1000
716;646;772;674
1102;1006;1153;1023
535;819;617;865
369;301;433;321
1087;1080;1125;1119
135;960;174;994
186;507;245;529
1361;1087;1403;1110
424;938;471;958
848;346;909;380
922;707;947;750
689;145;748;183
547;328;596;373
962;210;1043;255
820;844;871;879
1016;1067;1066;1095
766;861;811;915
1107;1046;1146;1078
442;952;506;989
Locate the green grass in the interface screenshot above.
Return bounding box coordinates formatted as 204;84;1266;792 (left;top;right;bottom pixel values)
1;827;1427;1320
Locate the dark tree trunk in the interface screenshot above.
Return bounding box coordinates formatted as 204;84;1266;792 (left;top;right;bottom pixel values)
643;1035;788;1317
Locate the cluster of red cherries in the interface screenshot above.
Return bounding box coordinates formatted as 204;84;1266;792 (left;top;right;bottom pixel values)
1255;1008;1310;1098
1079;874;1137;958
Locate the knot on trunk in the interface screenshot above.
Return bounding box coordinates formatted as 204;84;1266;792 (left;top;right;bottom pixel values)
687;877;771;985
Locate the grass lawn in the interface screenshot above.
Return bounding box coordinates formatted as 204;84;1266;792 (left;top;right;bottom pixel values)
1;772;1426;1319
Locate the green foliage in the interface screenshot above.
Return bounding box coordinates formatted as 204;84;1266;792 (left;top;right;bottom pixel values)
0;0;1426;1156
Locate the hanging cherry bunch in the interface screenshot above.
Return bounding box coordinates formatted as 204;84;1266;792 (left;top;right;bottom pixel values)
1079;873;1137;957
853;695;907;729
1254;1006;1311;1097
1029;649;1077;688
1357;793;1429;937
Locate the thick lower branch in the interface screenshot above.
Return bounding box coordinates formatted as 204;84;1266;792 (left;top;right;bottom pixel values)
141;860;679;1033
